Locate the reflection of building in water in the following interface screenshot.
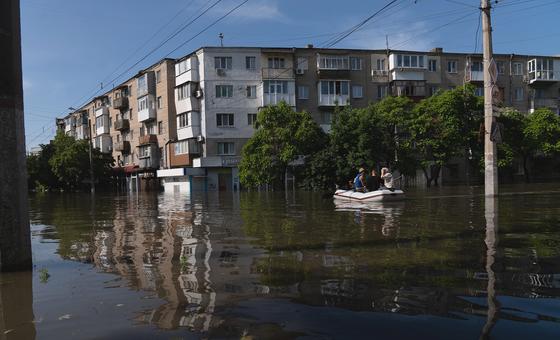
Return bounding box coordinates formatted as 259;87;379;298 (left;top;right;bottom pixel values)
89;194;266;333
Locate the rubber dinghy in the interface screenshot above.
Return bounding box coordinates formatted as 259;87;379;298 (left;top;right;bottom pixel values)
333;188;405;202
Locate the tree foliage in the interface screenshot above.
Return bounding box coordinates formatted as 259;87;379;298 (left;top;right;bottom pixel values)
239;102;327;188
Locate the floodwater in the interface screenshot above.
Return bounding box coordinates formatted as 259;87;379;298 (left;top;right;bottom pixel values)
1;185;560;339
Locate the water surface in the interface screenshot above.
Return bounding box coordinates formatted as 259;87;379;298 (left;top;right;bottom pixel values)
1;184;559;339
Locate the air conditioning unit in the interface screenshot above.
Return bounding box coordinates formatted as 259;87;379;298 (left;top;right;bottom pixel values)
216;68;226;77
296;68;304;75
194;89;203;99
196;135;205;143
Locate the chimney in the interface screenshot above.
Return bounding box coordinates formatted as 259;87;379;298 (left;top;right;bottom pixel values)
430;47;443;54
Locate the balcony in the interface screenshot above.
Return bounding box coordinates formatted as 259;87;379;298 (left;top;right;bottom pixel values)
113;97;129;110
138;134;158;146
176;70;199;86
94;106;108;117
114;141;131;153
530;98;559;112
318;94;349;106
176;97;200;114
138;95;156;122
528;58;557;85
262;68;294;80
465;70;484;82
94;134;112;154
138;156;159;170
262;93;296;107
114;119;130;131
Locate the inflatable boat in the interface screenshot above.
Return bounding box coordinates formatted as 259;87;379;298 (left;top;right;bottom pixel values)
333;188;405;202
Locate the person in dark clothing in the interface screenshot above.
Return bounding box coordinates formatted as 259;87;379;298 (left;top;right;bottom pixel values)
366;169;380;191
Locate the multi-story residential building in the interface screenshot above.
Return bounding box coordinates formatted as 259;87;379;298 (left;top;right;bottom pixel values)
56;46;560;192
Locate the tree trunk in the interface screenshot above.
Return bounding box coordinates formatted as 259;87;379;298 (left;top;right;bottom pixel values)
522;156;530;183
431;165;441;186
421;167;432;187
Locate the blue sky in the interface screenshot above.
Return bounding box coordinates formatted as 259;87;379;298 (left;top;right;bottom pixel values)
21;0;560;148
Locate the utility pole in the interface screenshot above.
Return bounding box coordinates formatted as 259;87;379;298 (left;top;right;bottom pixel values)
0;0;32;271
481;0;498;197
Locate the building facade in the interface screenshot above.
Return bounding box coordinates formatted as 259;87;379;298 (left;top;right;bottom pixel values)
56;46;560;192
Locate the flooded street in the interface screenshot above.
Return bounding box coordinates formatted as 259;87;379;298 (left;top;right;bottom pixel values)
1;185;560;339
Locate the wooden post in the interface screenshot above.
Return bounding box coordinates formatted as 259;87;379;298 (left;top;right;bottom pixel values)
0;0;32;271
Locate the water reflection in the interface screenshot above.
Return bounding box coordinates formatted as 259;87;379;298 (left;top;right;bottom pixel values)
22;186;560;338
0;271;36;339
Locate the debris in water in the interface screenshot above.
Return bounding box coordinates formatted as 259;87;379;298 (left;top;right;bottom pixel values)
58;314;72;320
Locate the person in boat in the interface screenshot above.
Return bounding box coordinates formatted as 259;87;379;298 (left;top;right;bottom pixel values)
353;168;367;192
380;167;394;190
366;168;380;191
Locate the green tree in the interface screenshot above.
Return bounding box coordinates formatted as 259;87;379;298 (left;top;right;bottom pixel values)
239;102;327;188
27;143;59;191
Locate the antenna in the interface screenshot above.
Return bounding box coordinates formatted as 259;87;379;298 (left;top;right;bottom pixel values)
218;33;224;47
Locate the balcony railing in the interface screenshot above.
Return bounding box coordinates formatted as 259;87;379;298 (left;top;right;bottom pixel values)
262;93;296;107
114;141;131;153
138;134;158;146
114;119;130;131
261;68;294;79
531;98;558;111
465;70;484;82
113;97;129;110
318;94;349;106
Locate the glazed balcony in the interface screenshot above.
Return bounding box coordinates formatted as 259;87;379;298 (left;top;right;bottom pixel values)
114;119;130;131
113;97;129;110
138;134;158;146
114;141;131;154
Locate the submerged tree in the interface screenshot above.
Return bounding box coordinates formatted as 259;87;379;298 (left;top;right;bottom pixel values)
239;102;327;189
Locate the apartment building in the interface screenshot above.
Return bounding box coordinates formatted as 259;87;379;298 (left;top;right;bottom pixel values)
57;46;560;192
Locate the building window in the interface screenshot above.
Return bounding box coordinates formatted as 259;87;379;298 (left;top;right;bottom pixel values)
175;59;189;75
497;61;505;75
350;57;362;70
156;70;161;83
268;57;285;69
352;85;363;98
216;113;234;127
214;56;232;70
471;61;483;72
514;87;524;101
139;145;150;158
175;140;189;155
216;85;233;98
246;85;257;98
321;112;333;124
298;85;309;99
176;83;191;100
147;123;156;135
178;113;189;128
157;96;162;110
513;62;523;76
158;121;163;134
376;58;385;71
296;56;309;71
319;55;349;70
138;95;149;111
429;86;439;96
428;59;437;72
246;56;256;70
474;87;484;97
137;74;147;94
264;80;288;94
247;113;257;126
528;58;554;81
377;85;387;99
217;142;235;155
447;60;457;73
96;116;104;128
320;80;349;96
396;54;425;68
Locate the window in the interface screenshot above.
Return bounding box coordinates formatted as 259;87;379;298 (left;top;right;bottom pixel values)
138;95;149;111
139;145;150;158
217;142;235;155
147;123;156;135
497;61;505;75
137;74;147;94
214;56;232;69
447;60;457;73
428;59;437;72
158;121;163;134
471;61;483;72
268;57;285;69
216;113;234;127
474;87;484;97
157;96;162;110
396;54;425;68
175;140;189;155
350;57;362;70
175;59;189;75
320;80;349;96
297;56;309;71
376;58;385;71
514;87;524;101
216;85;233;98
264;80;288;94
352;85;363;98
528;58;554;81
178;113;189;128
156;70;161;83
377;85;387;99
246;85;257;98
239;56;254;70
318;55;349;70
298;85;309;99
321;112;333;124
513;62;523;76
247;113;257;126
176;83;191;100
95;116;104;128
